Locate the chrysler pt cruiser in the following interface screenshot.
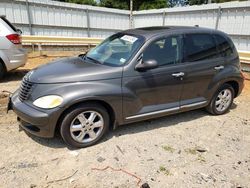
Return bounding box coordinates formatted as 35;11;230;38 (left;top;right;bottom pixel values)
9;26;244;148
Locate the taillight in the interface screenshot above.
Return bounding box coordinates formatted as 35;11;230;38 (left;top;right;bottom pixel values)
6;34;21;44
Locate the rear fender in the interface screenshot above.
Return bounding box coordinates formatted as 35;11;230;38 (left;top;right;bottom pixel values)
206;65;243;101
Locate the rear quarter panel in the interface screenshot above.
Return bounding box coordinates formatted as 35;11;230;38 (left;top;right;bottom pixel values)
0;19;27;71
206;59;244;101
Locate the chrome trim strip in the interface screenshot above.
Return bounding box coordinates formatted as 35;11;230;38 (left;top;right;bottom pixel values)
125;101;207;120
126;107;180;120
180;101;207;109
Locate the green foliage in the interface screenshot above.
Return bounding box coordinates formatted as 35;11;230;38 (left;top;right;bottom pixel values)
99;0;129;10
188;0;207;5
100;0;167;10
58;0;97;6
162;145;175;153
197;154;206;163
159;166;172;176
184;148;197;155
54;0;248;10
188;0;246;5
138;0;167;10
212;0;246;2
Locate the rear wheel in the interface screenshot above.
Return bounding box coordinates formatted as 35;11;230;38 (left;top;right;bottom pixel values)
206;84;234;115
0;62;6;79
60;103;110;148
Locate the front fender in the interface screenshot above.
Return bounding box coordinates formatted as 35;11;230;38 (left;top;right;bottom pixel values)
29;78;123;125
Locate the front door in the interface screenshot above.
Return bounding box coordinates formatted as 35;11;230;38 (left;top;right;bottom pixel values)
122;35;185;122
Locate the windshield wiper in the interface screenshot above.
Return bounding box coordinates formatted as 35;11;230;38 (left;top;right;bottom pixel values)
85;56;102;64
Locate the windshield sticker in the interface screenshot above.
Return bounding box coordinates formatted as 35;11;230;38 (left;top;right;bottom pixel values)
121;35;138;43
120;58;126;63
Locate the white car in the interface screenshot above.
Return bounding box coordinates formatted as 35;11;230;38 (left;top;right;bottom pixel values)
0;15;27;79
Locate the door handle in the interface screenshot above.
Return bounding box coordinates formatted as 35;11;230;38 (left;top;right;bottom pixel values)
214;65;224;70
172;72;185;77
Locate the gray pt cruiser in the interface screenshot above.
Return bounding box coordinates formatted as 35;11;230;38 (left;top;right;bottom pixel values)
9;26;244;148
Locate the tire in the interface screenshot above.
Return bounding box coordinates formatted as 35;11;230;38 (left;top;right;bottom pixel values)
0;62;6;80
206;84;235;115
60;103;110;148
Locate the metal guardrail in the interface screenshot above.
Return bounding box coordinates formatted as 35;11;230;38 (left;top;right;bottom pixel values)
239;51;250;72
238;51;250;64
21;35;250;71
22;35;104;45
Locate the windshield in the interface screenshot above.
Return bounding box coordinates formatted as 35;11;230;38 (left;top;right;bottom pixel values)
85;33;145;66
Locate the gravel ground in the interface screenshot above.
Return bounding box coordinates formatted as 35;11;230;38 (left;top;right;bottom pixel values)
0;52;249;188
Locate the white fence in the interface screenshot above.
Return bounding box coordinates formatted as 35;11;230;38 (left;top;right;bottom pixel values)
134;1;250;51
0;0;250;51
0;0;129;38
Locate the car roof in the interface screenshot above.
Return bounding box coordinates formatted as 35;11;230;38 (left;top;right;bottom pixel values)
121;26;222;40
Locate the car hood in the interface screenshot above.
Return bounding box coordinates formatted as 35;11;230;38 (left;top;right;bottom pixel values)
26;57;123;84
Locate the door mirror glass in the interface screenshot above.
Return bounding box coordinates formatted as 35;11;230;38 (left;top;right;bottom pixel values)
135;59;158;71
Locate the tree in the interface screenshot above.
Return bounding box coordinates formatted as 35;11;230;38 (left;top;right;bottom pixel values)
138;0;167;10
212;0;246;2
188;0;207;5
99;0;168;10
55;0;248;9
99;0;129;10
188;0;246;5
168;0;188;7
57;0;97;6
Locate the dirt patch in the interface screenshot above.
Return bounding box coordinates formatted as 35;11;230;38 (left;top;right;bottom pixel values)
244;71;250;81
0;52;250;187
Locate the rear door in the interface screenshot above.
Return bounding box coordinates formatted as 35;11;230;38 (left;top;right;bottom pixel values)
180;33;225;107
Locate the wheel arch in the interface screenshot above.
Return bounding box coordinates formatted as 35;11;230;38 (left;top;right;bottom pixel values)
223;80;239;98
55;99;116;135
0;57;7;71
0;50;10;71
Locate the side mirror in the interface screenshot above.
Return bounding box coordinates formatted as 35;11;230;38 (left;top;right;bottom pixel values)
135;59;158;72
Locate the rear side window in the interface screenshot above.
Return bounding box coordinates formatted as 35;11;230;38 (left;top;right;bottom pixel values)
183;34;218;62
0;16;17;32
214;34;234;57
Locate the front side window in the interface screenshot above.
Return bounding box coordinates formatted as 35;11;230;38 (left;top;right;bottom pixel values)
85;33;145;66
143;36;181;66
214;34;234;57
183;34;218;62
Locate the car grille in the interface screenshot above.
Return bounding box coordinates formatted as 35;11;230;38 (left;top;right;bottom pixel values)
19;78;33;101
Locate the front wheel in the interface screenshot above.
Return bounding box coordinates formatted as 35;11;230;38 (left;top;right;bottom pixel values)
60;103;110;148
206;84;235;115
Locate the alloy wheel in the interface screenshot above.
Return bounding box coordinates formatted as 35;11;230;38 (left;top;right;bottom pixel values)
215;89;232;112
70;111;104;143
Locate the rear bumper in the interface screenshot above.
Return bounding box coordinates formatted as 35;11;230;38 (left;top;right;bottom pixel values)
236;76;244;97
3;48;27;71
10;91;61;138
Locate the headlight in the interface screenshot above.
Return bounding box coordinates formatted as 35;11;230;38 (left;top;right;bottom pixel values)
33;95;63;109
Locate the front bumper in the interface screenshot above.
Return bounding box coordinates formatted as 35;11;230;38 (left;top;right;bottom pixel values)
10;91;61;138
